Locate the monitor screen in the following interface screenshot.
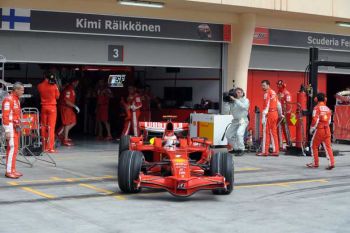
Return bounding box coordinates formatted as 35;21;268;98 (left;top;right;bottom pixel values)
108;74;126;87
164;87;192;101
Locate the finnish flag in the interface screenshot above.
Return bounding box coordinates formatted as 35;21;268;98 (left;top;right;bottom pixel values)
1;8;31;30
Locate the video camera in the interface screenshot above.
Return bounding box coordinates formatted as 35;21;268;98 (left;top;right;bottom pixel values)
222;80;237;103
45;71;57;85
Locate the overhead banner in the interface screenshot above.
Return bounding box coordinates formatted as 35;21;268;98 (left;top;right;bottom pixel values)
0;8;231;42
253;27;350;52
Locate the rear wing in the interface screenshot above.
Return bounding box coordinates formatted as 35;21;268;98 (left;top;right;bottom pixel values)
139;122;189;133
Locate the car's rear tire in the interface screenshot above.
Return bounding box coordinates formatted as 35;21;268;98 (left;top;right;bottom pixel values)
118;150;143;193
211;152;234;195
118;135;130;162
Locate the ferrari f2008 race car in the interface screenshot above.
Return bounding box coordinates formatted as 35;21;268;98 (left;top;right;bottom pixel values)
117;116;234;197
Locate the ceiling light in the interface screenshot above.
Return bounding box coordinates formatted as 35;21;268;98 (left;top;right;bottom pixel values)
336;21;350;28
118;0;164;8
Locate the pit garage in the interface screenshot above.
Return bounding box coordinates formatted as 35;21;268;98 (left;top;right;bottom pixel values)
0;4;350;233
0;8;229;138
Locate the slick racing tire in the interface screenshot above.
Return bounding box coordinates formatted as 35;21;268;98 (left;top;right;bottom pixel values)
118;135;130;162
211;152;234;195
118;150;143;193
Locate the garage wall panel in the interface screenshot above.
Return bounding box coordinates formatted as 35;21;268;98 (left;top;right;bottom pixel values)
0;31;221;68
250;46;350;74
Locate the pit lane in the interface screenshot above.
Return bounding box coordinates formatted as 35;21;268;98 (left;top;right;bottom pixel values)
0;139;348;233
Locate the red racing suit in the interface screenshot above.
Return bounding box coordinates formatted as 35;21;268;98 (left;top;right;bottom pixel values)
59;84;77;126
37;79;60;150
277;88;292;147
310;102;334;167
96;88;111;122
140;93;152;122
121;93;142;136
2;93;21;174
261;88;280;154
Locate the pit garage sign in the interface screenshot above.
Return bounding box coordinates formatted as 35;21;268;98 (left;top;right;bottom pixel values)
253;27;350;52
0;8;231;43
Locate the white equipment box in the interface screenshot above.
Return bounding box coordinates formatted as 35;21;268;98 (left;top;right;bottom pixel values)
189;113;233;146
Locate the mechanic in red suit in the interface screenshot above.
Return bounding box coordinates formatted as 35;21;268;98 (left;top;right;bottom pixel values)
58;79;80;146
37;72;60;153
2;82;24;179
96;79;113;140
276;80;292;149
140;85;161;122
121;86;142;136
307;93;335;170
257;80;282;156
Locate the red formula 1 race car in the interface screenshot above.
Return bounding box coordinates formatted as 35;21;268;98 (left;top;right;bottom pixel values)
117;117;234;197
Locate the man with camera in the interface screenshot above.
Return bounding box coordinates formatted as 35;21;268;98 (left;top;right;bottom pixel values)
224;87;250;156
37;72;60;153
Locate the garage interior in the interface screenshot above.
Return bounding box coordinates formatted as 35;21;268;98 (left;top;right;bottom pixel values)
2;62;222;138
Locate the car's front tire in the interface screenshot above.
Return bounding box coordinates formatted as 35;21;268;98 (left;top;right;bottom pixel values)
210;152;234;195
118;150;143;193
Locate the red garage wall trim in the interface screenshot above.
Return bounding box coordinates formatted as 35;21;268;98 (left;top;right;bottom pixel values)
246;70;327;130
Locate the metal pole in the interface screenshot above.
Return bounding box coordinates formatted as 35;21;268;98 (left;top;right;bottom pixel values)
308;48;319;140
309;47;319;111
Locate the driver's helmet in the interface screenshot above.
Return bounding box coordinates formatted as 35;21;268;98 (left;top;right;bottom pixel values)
163;122;177;147
163;133;177;147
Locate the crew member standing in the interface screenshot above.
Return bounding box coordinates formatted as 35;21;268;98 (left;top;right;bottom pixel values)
59;79;80;146
307;93;335;170
225;88;250;156
2;82;24;179
37;72;60;153
140;85;160;122
257;80;281;156
121;86;142;136
96;79;113;140
276;80;292;149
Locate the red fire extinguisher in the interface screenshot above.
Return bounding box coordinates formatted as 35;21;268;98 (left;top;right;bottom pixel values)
296;85;307;148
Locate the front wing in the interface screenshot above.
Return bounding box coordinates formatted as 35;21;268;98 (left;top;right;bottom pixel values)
136;174;228;197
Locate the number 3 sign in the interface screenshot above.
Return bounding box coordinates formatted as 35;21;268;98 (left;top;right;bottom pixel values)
108;45;124;62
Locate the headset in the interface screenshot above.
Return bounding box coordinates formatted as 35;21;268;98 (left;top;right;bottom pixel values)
314;92;327;103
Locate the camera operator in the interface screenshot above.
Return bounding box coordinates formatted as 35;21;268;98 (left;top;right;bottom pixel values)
37;72;60;153
224;88;250;156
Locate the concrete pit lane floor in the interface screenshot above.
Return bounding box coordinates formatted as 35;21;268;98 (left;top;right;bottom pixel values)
0;139;349;233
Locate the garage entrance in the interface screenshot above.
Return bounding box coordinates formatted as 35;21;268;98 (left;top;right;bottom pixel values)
327;74;350;110
3;62;222;139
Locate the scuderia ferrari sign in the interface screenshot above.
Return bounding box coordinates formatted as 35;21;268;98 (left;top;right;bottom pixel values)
0;8;231;42
253;27;350;51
